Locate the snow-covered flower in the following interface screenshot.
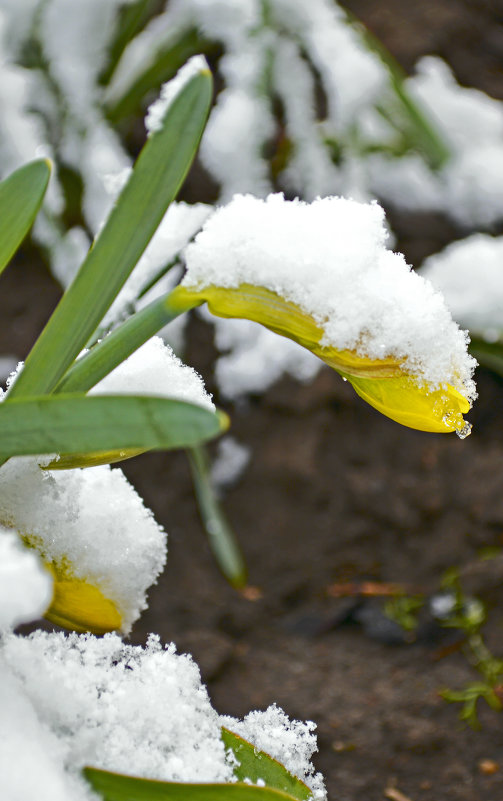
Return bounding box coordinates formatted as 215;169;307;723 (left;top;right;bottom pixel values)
0;339;215;634
172;193;476;434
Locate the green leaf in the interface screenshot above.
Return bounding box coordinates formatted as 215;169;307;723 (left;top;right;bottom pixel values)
0;159;51;276
188;445;247;588
7;66;212;401
0;395;228;462
83;768;304;801
222;729;312;801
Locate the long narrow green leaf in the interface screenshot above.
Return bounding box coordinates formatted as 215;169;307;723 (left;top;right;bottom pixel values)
188;445;247;589
54;291;189;395
83;768;302;801
0;395;228;460
0;159;51;276
8;67;212;401
221;729;312;801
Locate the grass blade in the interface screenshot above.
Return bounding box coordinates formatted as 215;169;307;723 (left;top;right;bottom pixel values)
188;445;247;589
83;768;302;801
8;66;212;400
221;728;312;801
0;159;51;277
0;395;228;461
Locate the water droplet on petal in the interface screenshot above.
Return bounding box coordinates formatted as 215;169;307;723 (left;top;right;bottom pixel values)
456;421;472;440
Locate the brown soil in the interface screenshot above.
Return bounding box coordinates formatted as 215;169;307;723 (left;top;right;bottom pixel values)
4;2;503;799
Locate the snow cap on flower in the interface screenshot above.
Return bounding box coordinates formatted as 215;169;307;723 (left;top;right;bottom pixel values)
176;193;476;434
0;458;166;634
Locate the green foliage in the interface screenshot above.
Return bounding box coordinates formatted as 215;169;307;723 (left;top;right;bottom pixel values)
383;594;424;632
0;159;51;277
439;571;503;728
7;68;212;400
221;728;312;801
0;395;227;465
188;446;247;588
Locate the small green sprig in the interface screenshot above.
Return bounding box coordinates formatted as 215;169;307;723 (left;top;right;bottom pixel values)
438;570;503;728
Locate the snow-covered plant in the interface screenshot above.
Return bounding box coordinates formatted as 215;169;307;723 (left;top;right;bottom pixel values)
106;0;503;229
0;63;330;801
1;0;500;407
0;51;478;798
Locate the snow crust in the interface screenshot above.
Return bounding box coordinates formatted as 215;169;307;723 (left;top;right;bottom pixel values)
183;194;476;398
145;55;209;135
0;632;325;800
0;459;166;632
0;528;53;629
92;336;215;412
422;234;503;341
0;632;232;799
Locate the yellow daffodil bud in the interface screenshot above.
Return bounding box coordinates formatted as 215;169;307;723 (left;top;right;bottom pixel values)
170;283;471;434
176;194;476;435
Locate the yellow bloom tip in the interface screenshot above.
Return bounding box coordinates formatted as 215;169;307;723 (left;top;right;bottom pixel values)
44;566;123;634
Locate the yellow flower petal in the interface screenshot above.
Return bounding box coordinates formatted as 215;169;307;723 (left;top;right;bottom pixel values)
44;562;122;634
172;283;472;434
345;374;471;434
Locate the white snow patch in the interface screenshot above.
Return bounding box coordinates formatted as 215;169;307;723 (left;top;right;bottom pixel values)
0;632;233;796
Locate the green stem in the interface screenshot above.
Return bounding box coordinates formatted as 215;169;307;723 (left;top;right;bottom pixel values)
188;444;247;589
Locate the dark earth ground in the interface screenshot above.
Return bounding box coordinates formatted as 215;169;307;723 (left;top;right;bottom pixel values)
4;1;503;799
